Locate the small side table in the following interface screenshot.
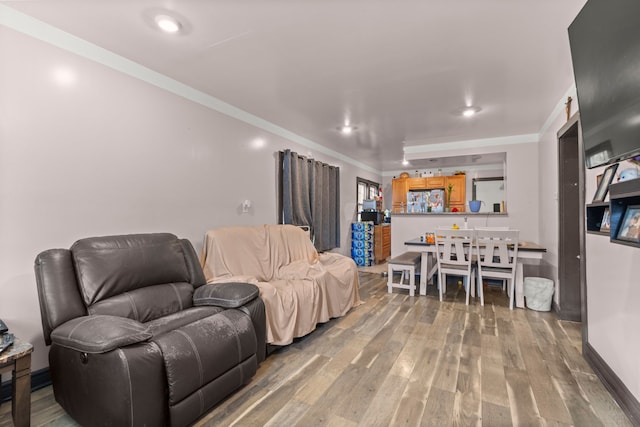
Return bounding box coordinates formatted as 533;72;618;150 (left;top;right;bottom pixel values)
0;338;33;427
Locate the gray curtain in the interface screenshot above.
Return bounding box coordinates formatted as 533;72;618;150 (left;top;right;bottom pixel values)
280;149;340;251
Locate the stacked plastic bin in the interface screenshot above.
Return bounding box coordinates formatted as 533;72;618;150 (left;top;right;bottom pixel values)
351;221;374;266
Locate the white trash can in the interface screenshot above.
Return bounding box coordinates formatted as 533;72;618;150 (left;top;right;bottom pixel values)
523;277;554;311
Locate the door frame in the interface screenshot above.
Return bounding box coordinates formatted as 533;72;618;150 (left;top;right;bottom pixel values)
557;112;588;340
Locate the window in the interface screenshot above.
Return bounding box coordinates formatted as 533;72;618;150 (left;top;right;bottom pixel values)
357;177;380;219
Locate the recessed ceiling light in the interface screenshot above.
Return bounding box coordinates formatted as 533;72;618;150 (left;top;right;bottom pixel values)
461;106;481;117
155;14;181;33
338;125;357;135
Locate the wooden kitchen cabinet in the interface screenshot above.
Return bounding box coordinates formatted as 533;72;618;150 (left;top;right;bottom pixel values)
391;174;466;212
374;224;391;263
392;177;408;212
426;176;445;188
406;177;427;190
445;175;466;211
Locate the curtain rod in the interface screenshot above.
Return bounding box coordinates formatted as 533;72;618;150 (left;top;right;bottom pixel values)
279;149;339;169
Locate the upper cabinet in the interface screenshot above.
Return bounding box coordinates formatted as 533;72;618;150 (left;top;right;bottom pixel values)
406;177;427;190
445;175;466;211
391;174;466;212
405;176;445;190
391;178;409;212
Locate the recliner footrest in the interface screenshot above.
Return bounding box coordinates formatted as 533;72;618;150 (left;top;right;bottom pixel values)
154;309;258;424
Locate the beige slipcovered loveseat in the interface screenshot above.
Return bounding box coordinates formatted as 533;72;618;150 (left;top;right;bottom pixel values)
200;224;361;345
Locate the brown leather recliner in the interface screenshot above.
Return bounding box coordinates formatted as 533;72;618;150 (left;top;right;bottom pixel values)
34;233;266;427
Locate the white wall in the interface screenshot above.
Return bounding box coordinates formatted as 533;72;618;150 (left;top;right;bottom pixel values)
0;26;380;373
584;161;640;401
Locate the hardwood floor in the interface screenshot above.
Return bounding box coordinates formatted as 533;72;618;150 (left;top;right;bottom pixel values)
1;272;632;426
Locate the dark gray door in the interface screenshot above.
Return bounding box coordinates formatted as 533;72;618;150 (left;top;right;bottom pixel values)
557;116;583;322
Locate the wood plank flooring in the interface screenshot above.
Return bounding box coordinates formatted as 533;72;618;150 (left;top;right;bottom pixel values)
0;272;632;426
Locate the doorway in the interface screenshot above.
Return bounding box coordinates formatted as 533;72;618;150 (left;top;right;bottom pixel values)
557;113;586;323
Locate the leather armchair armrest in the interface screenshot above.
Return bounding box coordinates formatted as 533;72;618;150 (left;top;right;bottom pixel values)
193;282;260;308
50;315;151;353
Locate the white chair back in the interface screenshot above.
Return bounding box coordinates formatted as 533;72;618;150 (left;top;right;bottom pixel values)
434;227;475;303
434;227;474;267
475;228;519;309
475;229;519;268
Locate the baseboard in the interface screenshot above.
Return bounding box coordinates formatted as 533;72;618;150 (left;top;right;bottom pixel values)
584;342;640;426
0;367;51;403
552;300;581;322
557;309;581;322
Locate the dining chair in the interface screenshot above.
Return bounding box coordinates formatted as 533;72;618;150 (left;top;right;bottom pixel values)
434;227;476;304
475;226;509;291
475;228;519;309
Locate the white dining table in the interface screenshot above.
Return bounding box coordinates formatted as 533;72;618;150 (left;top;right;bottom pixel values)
404;237;547;308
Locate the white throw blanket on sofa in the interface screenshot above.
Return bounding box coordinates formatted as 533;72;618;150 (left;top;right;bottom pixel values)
200;224;361;346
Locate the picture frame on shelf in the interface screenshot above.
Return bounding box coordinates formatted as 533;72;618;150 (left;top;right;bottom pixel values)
616;205;640;243
600;207;611;232
592;163;619;203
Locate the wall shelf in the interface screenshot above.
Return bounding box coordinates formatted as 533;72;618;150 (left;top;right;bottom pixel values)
586;201;609;232
606;177;640;248
586;177;640;245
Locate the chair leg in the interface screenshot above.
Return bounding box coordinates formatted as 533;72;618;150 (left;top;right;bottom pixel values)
409;267;415;297
438;273;444;301
465;275;470;305
477;271;485;306
419;279;426;296
509;279;515;310
420;253;428;295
